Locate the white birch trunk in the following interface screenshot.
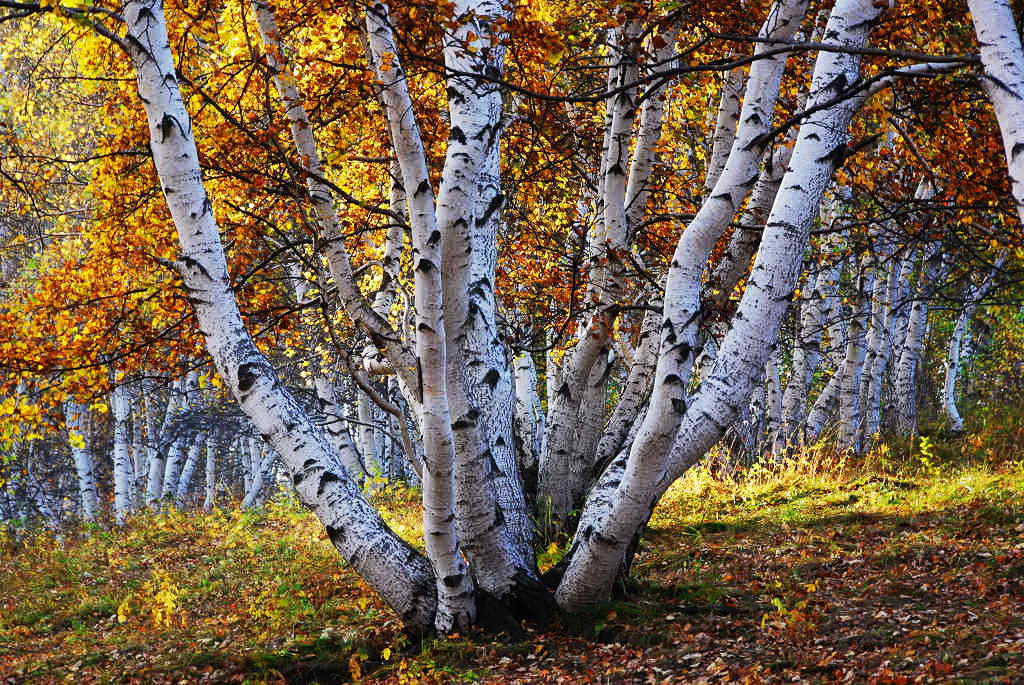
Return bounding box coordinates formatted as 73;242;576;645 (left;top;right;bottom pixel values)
704;67;745;194
162;370;199;500
893;243;943;437
968;0;1024;226
142;382;168;506
859;251;901;444
251;0;419;395
765;347;783;453
592;305;660;475
122;0;438;633
513;351;543;488
110;383;134;523
778;270;828;451
944;255;1003;432
203;432;216;512
624;28;680;237
242;442;277;508
175;431;206;506
838;265;872;452
314;376;368;484
556;0;876;610
130;384;148;489
366;0;476;631
540;20;642;522
64;399;99;523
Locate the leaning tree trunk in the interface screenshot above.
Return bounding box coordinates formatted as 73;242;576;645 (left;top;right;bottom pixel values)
560;0;811;577
121;0;438;635
555;0;879;611
944;253;1004;432
968;0;1024;226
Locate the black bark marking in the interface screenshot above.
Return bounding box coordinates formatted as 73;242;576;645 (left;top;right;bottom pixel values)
442;574;464;588
324;524;344;544
476;192;504;227
483;368;500;389
826;72;848;93
416;258;436;272
450;126;467;145
414;179;430;197
237;362;261;393
556;382;572;399
158;113;186;143
179;255;212;281
317;471;341;496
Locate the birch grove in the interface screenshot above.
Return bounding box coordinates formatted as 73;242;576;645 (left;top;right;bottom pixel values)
2;0;1024;639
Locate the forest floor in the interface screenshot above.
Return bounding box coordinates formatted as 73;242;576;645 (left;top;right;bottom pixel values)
2;440;1023;683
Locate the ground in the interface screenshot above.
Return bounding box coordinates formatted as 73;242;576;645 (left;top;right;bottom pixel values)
1;442;1022;683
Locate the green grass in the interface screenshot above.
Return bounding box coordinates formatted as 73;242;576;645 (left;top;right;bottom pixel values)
1;449;1023;683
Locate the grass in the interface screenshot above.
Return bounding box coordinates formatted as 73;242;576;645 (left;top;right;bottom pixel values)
1;438;1023;683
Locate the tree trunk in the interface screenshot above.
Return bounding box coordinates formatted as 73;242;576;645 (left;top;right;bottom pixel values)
64;399;99;523
555;0;877;610
110;383;134;523
122;0;438;634
968;0;1024;226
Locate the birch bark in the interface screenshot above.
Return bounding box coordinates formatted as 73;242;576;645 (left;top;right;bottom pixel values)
122;0;437;633
366;0;477;630
944;255;1003;432
968;0;1024;225
111;383;134;523
64;399;99;523
556;0;878;610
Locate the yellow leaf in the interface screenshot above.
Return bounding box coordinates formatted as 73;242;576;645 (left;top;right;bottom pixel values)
349;654;362;679
117;598;130;624
69;432;85;450
382;647;392;661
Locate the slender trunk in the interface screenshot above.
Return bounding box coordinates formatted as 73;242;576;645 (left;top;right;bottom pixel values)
122;0;437;633
314;376;368;484
592;305;660;475
203;432;216;512
968;0;1024;226
513;351;543;495
367;0;477;631
175;431;207;506
765;347;783;454
893;243;943;437
64;399;99;523
704;67;745;194
556;0;876;610
838;265;872;452
859;251;901;444
111;383;134;523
